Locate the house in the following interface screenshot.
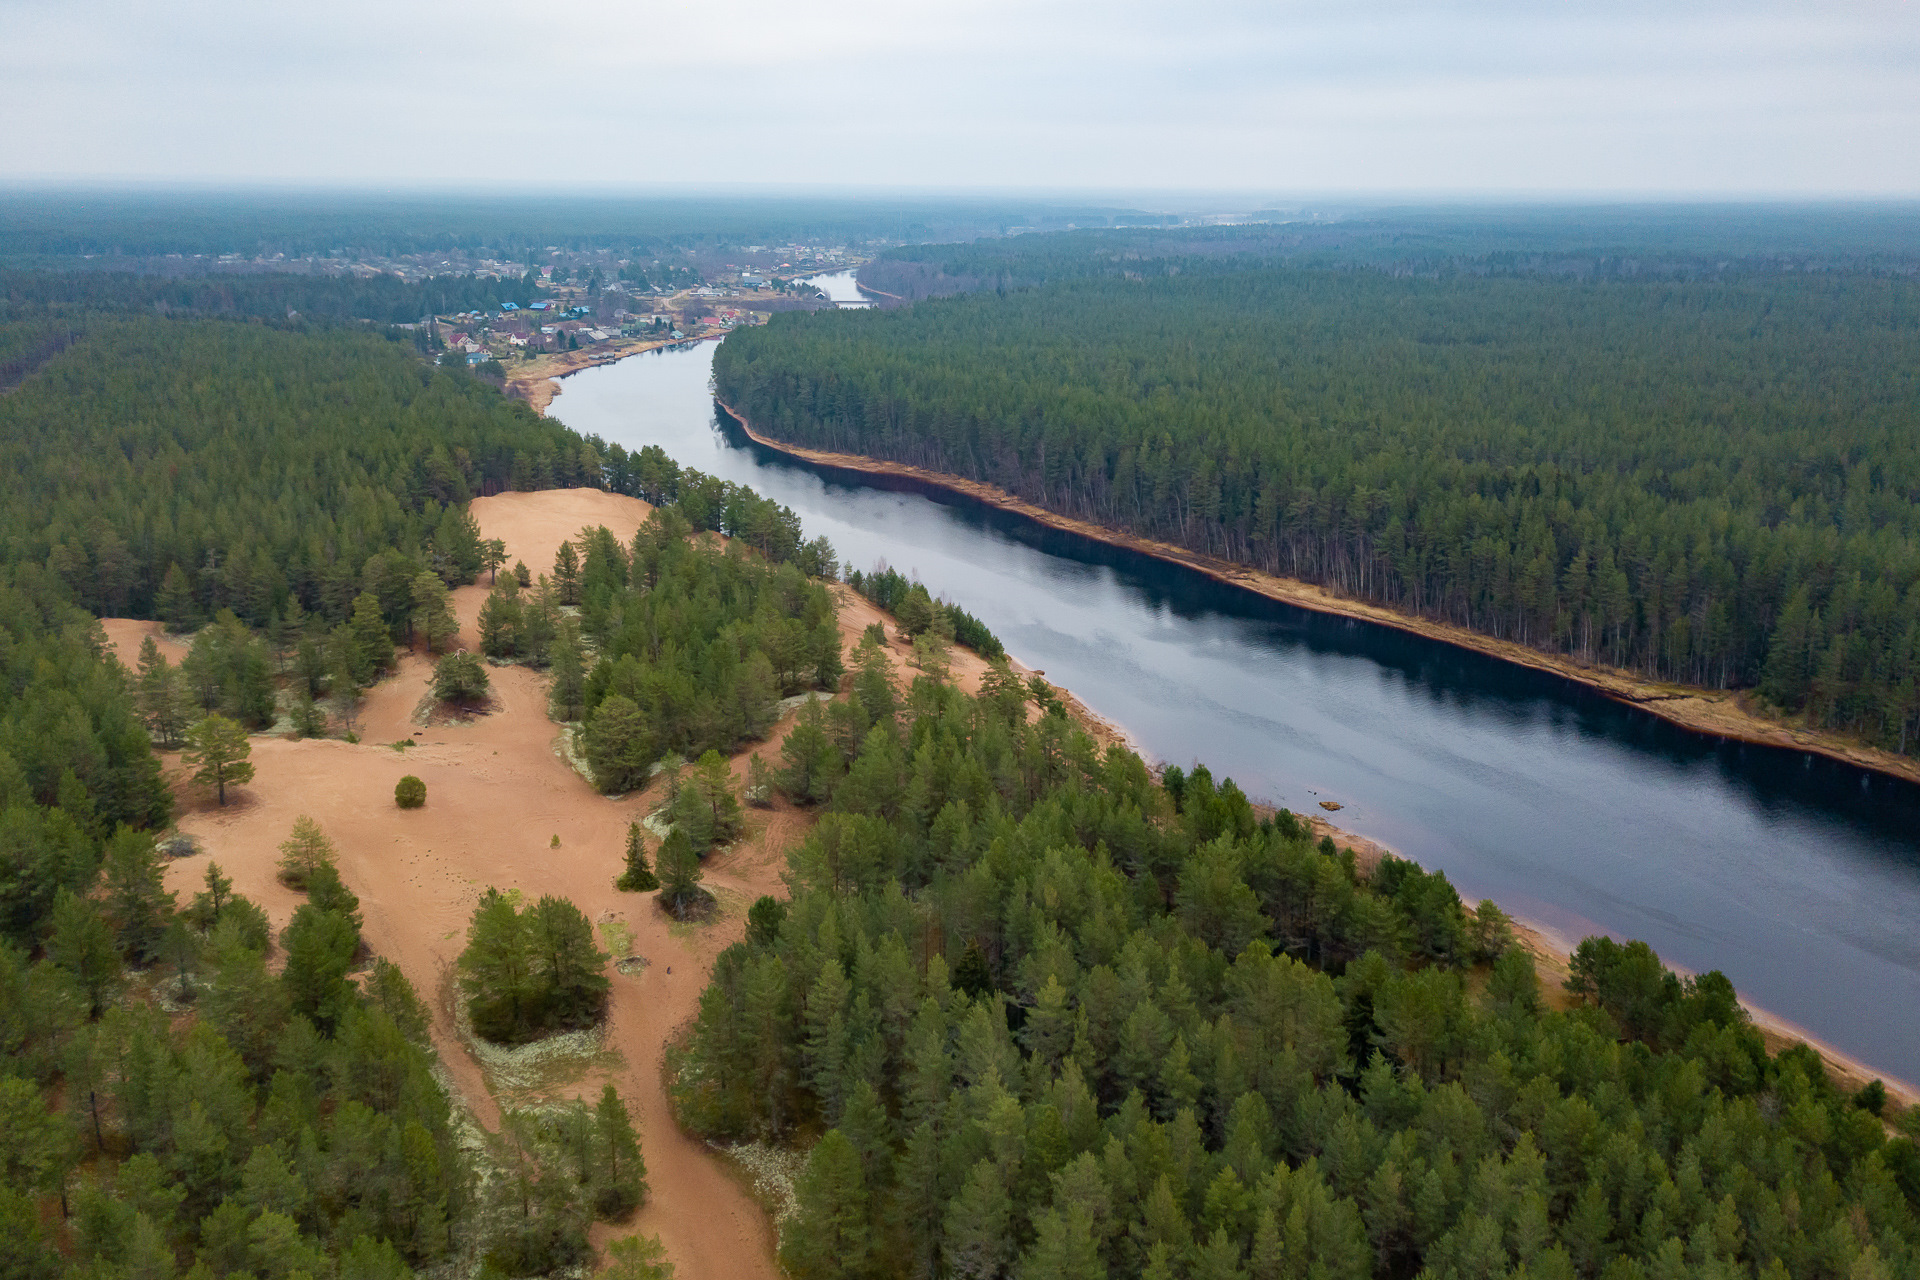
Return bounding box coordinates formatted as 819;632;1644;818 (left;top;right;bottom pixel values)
529;301;551;312
501;301;520;312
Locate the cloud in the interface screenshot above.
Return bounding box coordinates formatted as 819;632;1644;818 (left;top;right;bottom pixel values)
1;0;1914;194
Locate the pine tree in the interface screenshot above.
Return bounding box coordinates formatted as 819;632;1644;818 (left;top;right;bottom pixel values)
527;894;609;1030
616;823;659;892
0;1076;78;1217
47;889;121;1018
280;904;359;1032
100;827;175;965
482;538;509;584
411;571;458;655
459;889;534;1043
583;694;653;793
134;636;189;747
656;829;706;919
156;562;197;632
183;713;254;805
782;1129;870;1280
548;619;586;719
185;861;234;932
478;576;523;658
432;651;491;706
603;1234;675;1280
592;1083;647;1218
554;540;583;606
780;697;840;804
347;591;394;679
276;814;337;889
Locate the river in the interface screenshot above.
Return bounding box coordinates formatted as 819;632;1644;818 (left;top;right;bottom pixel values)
551;340;1920;1085
799;269;874;308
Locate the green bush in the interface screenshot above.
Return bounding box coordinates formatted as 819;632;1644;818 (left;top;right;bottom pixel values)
394;775;426;808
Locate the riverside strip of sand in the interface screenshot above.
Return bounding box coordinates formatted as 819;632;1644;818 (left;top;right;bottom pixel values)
716;402;1920;790
506;337;685;415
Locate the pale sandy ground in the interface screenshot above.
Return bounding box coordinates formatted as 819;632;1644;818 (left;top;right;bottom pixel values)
97;491;1915;1280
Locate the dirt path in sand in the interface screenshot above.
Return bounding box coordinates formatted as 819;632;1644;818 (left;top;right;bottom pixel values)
134;490;790;1280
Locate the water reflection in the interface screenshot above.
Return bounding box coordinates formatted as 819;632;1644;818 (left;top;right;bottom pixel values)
553;341;1920;1082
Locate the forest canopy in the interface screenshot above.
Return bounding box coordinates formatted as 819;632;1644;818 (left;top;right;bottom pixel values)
715;265;1920;755
674;658;1920;1280
0;316;596;626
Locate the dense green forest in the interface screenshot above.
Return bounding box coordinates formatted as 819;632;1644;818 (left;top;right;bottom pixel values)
715;267;1920;754
673;651;1920;1280
0;285;684;1276
0;318;593;627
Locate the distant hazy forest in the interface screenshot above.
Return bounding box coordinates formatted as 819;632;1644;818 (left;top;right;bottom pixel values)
0;191;1152;262
719;230;1920;755
0;269;544;324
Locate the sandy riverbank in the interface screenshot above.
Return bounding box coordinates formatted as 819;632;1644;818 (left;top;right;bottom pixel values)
716;403;1920;790
506;338;686;415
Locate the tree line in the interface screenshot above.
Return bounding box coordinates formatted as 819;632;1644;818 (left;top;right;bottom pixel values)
0;316;598;629
672;645;1920;1280
715;267;1920;755
0;269;547;325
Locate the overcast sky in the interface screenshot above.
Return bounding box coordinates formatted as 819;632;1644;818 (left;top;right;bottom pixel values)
3;0;1915;197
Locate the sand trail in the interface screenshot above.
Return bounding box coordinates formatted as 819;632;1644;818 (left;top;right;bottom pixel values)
151;490;785;1280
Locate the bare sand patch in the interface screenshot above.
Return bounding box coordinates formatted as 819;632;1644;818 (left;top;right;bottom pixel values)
160;489;783;1280
468;488;655;578
101;617;190;669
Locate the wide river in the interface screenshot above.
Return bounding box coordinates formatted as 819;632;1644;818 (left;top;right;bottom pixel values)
553;340;1920;1084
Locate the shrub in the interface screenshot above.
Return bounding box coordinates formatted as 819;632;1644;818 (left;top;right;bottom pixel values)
395;775;426;808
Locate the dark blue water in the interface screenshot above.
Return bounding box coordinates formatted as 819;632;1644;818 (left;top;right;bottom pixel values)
551;341;1920;1084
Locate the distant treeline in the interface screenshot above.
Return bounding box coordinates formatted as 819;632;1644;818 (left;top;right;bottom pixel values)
857;210;1920;302
0;268;544;324
0;191;1157;261
717;266;1920;755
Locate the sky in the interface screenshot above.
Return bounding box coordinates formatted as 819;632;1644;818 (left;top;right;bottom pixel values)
3;0;1916;197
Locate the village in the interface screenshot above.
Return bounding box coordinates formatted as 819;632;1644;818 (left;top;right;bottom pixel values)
421;249;861;369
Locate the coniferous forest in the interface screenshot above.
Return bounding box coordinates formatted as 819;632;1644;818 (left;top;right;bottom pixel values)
714;263;1920;755
4;237;1920;1280
0;294;653;1278
673;648;1920;1280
